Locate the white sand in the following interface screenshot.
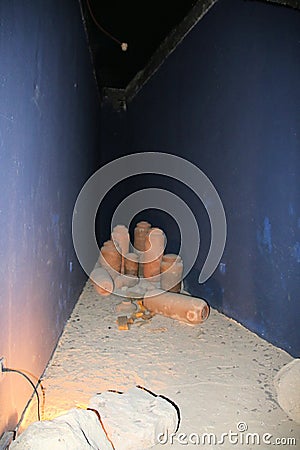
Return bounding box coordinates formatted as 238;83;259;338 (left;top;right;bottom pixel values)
21;281;300;449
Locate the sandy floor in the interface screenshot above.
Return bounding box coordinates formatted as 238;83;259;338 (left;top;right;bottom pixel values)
22;281;300;449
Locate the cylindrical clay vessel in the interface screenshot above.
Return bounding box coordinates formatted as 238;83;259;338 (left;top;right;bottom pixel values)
143;228;165;280
134;221;151;276
90;267;114;296
99;244;122;279
144;290;210;324
111;225;130;273
124;252;139;276
134;221;151;252
160;254;183;293
103;240;115;247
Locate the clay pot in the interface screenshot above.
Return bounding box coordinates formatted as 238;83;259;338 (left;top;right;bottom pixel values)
99;244;122;279
134;221;151;252
103;240;114;247
124;252;139;276
143;228;165;280
111;225;130;274
162;254;182;264
90;267;114;296
144;290;210;324
160;256;183;293
134;222;151;276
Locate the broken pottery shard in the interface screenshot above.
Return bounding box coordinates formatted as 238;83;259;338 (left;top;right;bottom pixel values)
117;315;129;330
144;290;210;324
274;359;300;424
10;408;113;450
88;386;179;450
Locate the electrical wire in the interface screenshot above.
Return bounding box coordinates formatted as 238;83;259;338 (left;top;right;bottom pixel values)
16;369;46;420
86;0;128;51
3;368;41;421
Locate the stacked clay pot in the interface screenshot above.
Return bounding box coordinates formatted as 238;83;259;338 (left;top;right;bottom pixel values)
160;254;183;293
124;252;139;277
111;225;130;273
134;221;151;251
134;221;151;276
90;267;114;296
143;228;165;281
99;240;122;279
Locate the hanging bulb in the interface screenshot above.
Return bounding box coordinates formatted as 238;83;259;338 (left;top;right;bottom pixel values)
87;0;128;51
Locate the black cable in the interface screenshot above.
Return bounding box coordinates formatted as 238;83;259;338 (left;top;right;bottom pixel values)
3;368;41;421
18;370;46;420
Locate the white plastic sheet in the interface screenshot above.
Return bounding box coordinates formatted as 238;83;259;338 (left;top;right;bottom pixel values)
10;386;179;449
10;408;113;450
88;386;179;450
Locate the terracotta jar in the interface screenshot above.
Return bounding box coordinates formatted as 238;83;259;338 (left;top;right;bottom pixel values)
124;252;139;277
134;221;151;251
162;254;182;264
99;244;122;279
111;225;130;273
144;290;210;324
90;267;114;296
143;228;165;281
160;255;183;293
134;221;151;276
103;240;114;247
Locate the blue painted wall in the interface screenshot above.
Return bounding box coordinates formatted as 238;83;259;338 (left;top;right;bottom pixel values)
0;0;100;434
101;0;300;355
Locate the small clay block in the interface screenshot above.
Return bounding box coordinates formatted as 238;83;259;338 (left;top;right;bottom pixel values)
117;316;129;330
133;311;144;319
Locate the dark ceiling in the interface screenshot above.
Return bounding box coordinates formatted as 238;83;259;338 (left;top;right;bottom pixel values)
81;0;197;89
81;0;300;94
